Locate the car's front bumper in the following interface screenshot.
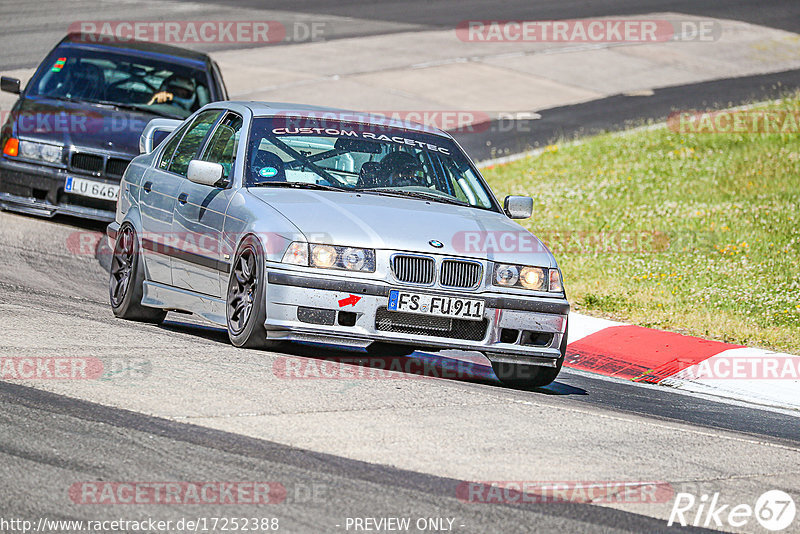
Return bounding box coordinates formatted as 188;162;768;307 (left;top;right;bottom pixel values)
263;268;569;367
0;157;116;221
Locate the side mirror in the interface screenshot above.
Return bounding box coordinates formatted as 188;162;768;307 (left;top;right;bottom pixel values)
503;195;533;219
187;159;226;187
139;118;182;154
1;76;21;94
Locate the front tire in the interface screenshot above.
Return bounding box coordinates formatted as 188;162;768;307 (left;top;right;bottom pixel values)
492;325;568;388
109;224;166;323
226;235;282;350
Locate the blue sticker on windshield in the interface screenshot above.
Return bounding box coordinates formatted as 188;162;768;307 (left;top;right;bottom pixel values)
259;167;278;178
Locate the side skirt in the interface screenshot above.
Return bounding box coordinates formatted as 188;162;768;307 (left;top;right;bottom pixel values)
142;281;227;326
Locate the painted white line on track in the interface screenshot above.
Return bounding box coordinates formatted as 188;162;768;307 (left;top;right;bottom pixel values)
562;366;800;418
464;376;800;451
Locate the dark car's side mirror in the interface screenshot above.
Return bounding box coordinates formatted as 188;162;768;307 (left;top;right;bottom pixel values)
503;195;533;219
187;159;227;188
1;76;21;94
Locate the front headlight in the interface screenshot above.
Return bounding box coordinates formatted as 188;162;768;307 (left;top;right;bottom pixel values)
18;140;63;164
519;266;546;290
493;263;563;293
494;264;519;287
311;244;337;268
281;242;375;272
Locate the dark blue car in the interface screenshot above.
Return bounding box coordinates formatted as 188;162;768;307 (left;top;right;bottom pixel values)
0;33;228;221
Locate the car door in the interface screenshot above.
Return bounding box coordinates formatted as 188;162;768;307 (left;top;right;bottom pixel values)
170;111;242;297
138;123;186;285
138;110;221;285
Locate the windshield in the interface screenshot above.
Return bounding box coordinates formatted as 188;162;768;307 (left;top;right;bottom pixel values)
245;117;497;210
26;47;211;119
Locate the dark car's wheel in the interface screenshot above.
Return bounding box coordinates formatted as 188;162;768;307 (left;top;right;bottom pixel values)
365;342;416;357
226;236;282;349
492;325;569;388
109;224;166;323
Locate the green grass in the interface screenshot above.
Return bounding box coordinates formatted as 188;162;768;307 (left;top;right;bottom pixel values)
481;94;800;353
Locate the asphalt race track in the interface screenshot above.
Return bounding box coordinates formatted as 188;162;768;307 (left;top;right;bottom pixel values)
1;204;799;531
1;1;799;533
3;0;800;70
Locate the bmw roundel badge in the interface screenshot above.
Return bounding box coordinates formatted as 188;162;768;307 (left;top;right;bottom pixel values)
429;240;444;248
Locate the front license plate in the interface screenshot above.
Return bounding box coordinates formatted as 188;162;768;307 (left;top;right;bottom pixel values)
388;290;485;321
64;176;119;201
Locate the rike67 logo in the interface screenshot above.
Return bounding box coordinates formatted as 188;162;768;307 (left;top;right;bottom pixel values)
668;490;796;531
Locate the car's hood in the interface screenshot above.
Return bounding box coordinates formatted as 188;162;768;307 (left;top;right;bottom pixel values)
14;97;158;156
248;188;555;267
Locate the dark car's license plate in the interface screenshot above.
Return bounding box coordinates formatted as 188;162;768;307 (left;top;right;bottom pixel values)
65;176;119;201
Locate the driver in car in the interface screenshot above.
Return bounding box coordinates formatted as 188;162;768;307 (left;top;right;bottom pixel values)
147;75;196;110
381;151;426;187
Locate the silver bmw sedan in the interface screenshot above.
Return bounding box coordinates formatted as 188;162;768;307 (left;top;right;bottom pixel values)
107;102;569;387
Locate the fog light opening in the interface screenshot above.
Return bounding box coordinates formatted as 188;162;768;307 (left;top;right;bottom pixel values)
500;328;520;343
520;331;554;347
338;311;357;327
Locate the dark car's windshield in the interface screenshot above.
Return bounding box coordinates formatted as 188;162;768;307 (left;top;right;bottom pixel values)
245;116;497;210
26;47;211;119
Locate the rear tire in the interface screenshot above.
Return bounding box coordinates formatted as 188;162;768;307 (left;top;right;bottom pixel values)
226;235;283;350
492;325;568;388
109;224;166;323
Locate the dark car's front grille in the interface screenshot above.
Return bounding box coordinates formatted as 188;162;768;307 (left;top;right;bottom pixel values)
375;307;488;341
69;151;131;179
105;157;131;178
70;152;104;174
391;255;435;285
440;259;482;288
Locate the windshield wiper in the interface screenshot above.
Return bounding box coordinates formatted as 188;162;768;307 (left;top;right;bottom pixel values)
43;95;115;107
37;95;184;119
93;100;185;119
248;182;347;192
356;188;469;206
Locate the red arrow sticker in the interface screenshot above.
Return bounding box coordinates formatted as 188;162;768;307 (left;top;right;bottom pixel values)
338;294;362;307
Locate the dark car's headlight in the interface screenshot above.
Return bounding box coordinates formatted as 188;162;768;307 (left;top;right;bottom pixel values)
493;263;563;293
282;242;376;272
18;140;63;164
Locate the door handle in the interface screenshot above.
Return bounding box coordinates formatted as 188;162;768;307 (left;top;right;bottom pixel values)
177;193;188;205
143;181;152;193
